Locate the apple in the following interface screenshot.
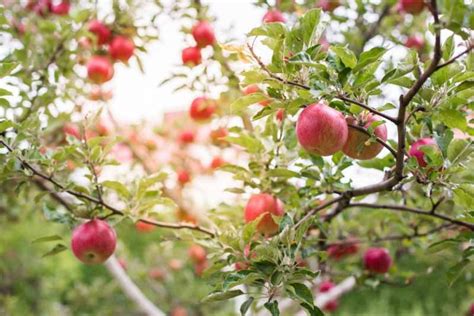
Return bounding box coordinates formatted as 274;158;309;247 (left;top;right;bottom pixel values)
316;0;340;12
276;109;285;122
188;244;207;263
182;46;202;66
363;247;392;274
27;0;52;16
178;130;195;143
171;306;188;316
296;102;348;156
192;21;215;48
408;137;438;167
189;97;217;121
177;210;197;224
148;267;165;280
262;9;286;23
244;193;284;236
63;123;80;139
135;220;156;233
342;114;387;160
50;1;70;15
327;239;359;260
194;260;208;276
177;170;191;185
168;259;183;271
71;219;117;264
468;303;474;316
88;20;111;45
318;280;339;312
109;36;135;62
243;84;271;106
405;35;424;50
210;127;228;146
87;56;114;84
399;0;425;15
210;156;225;169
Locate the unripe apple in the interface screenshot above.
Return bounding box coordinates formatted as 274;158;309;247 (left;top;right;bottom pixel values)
399;0;425;15
262;10;286;23
50;1;70;15
71;219;117;264
88;20;111;45
148;267;165;280
191;21;215;48
296;102;348;156
244;193;284;236
109;36;135;62
319;280;339;312
189;97;217;121
188;244;207;263
171;306;188;316
342;114;387;160
135;220;156;233
87;56;114;84
408;137;438;167
178;130;195;143
210;156;225;169
276;109;285;122
182;46;202;66
316;0;340;12
177;170;191;185
405;35;425;50
327;239;359;260
363;247;392;274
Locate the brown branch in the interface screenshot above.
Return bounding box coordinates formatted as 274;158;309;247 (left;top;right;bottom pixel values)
337;95;397;123
294;196;344;229
346;203;474;230
0;139;216;237
347;123;397;157
357;4;392;54
435;44;473;71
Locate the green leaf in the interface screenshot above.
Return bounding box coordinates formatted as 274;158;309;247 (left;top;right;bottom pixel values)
353;47;387;73
0;88;12;97
32;235;63;244
447;259;471;287
300;9;322;47
230;93;267;113
248;23;287;38
0;62;17;77
439;108;467;131
226;134;264;154
240;296;254;315
202;290;244;303
102;180;130;198
41;243;68;258
453;185;474;209
287;283;314;306
267;168;299;178
300;302;325;316
358;154;395;170
264;300;280;316
447;139;473;164
0;119;14;133
330;46;357;69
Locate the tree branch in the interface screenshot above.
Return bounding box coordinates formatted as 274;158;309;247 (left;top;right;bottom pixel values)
337;95;397;123
347;123;397;157
435;44;473;71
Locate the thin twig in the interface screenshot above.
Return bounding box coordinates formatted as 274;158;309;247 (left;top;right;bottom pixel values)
337;95;397;123
347;123;397;157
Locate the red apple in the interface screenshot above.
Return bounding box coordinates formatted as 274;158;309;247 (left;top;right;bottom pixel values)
87;56;114;84
342;114;387;160
468;303;474;316
191;21;215;48
316;0;340;12
399;0;425;15
188;244;207;263
296;102;348;156
189;97;217;121
210;156;225;169
276;109;285;122
363;247;392;274
319;280;339;312
135;220;156;233
178;130;195;143
194;260;208;276
171;306;188;316
177;170;191;185
27;0;52;16
109;36;135;62
182;46;202;66
405;35;425;50
262;10;286;23
210;127;228;146
244;193;284;236
71;219;117;264
169;259;183;271
50;1;70;15
63;123;80;139
408;137;438;167
148;267;165;280
327;239;359;260
88;20;111;45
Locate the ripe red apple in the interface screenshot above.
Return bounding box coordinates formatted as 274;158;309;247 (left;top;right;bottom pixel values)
316;0;340;12
178;130;195;143
87;56;114;84
109;36;135;62
182;46;202;66
405;35;425;50
189;97;217;121
135;220;156;233
71;219;117;264
342;114;387;160
148;267;165;280
188;244;207;263
399;0;425;15
327;239;359;260
244;193;284;236
50;1;70;15
191;21;215;48
408;137;438;167
319;280;339;312
210;156;225;169
276;109;285;122
171;306;188;316
468;303;474;316
296;102;348;156
363;247;392;274
88;20;111;45
177;170;191;185
262;10;286;23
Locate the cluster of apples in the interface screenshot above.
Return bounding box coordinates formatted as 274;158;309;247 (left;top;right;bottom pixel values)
85;20;135;84
181;21;216;67
26;0;70;16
